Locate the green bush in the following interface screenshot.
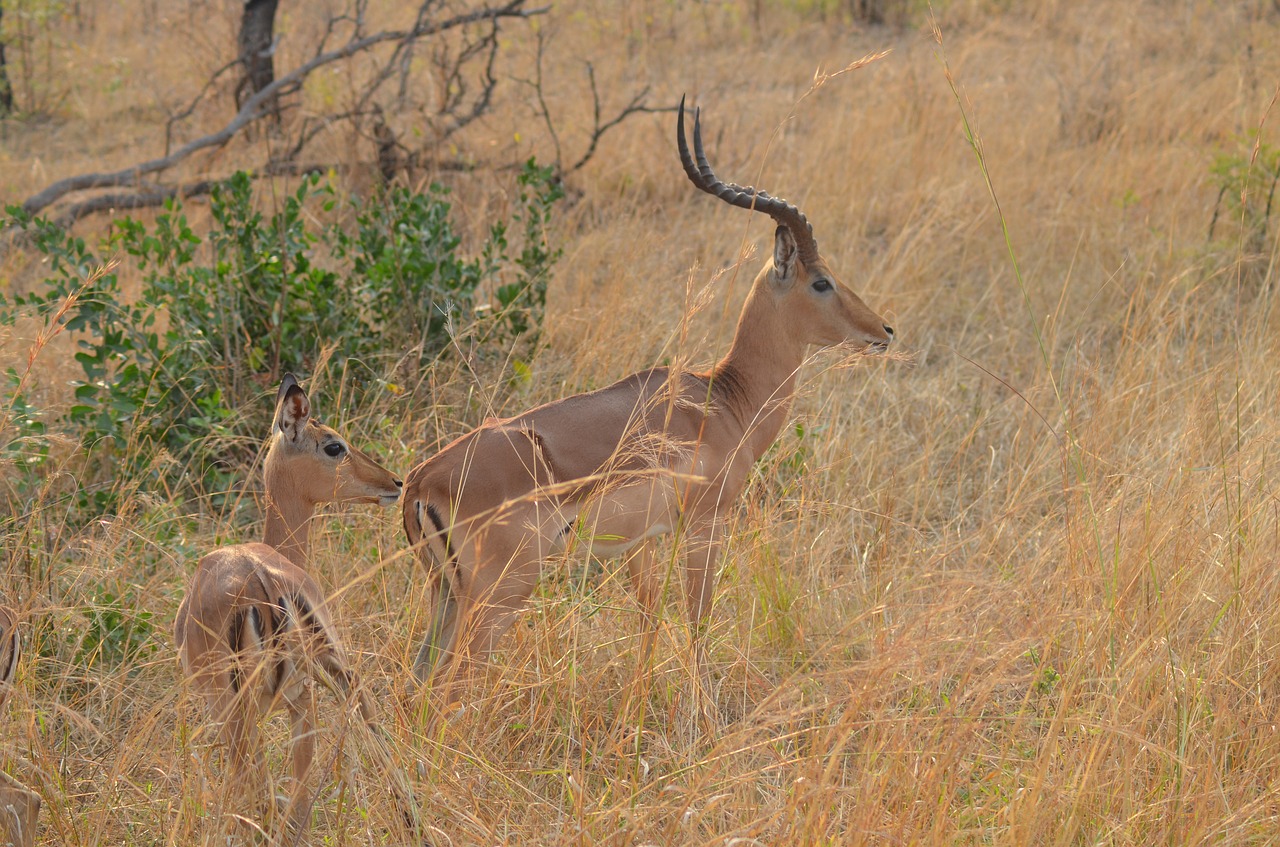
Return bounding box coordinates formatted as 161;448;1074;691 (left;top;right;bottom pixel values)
0;161;562;514
76;591;159;672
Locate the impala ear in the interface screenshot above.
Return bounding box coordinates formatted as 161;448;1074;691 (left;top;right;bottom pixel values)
273;374;311;442
772;225;799;286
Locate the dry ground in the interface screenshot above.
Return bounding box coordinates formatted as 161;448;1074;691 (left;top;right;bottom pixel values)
3;0;1280;844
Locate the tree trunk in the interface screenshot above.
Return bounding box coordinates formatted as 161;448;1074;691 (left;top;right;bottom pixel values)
236;0;279;116
848;0;886;25
0;1;15;116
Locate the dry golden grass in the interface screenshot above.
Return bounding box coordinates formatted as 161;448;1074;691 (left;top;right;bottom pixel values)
4;0;1280;844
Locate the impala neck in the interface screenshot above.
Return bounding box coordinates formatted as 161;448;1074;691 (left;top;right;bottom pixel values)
262;490;315;569
710;282;808;461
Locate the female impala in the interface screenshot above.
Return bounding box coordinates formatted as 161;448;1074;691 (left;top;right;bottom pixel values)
403;97;894;712
1;602;40;847
175;375;416;836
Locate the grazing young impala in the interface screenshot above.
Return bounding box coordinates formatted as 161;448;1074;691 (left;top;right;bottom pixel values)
174;375;417;837
402;97;894;712
1;603;40;847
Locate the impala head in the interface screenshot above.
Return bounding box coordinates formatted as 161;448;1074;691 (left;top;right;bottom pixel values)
677;96;894;353
265;374;403;508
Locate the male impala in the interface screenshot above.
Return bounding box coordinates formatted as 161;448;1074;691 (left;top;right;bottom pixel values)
402;97;893;712
1;602;39;847
175;375;417;837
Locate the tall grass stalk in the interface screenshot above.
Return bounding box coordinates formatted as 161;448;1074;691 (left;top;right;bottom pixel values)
927;13;1116;666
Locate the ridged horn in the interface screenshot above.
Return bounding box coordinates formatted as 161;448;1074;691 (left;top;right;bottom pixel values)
677;94;820;266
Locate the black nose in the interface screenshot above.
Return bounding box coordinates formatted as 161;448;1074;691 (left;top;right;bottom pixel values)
883;324;894;337
394;479;404;488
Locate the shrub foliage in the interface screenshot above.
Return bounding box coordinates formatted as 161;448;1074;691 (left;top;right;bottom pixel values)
0;162;563;513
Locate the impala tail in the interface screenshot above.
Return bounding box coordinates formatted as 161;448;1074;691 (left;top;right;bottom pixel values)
226;596;297;698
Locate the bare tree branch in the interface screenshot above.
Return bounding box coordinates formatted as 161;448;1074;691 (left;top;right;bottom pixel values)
310;0;368;59
163;58;242;156
15;1;547;220
33;151;478;234
277;0;510;183
518;41;674;184
564;64;656;177
48;150;468;232
429;17;501;137
53;181;217;229
524;28;563;171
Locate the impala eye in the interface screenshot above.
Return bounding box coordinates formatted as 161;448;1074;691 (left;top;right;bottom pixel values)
324;442;346;458
811;278;833;293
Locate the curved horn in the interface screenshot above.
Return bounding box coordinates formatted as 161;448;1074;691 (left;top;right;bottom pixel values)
677;94;820;266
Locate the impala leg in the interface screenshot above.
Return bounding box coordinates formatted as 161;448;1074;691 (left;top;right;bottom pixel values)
284;685;317;837
210;690;268;823
446;601;530;710
440;521;548;709
613;540;667;729
0;770;39;847
413;571;461;685
682;524;723;728
443;584;537;709
432;501;562;709
625;541;662;668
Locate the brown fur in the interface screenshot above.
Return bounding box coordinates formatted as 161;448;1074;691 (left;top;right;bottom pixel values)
173;375;416;837
403;107;894;719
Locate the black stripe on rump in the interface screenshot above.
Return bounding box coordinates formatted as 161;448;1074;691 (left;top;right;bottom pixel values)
226;607;254;693
424;503;463;593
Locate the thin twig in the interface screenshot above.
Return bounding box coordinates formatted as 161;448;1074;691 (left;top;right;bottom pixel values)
163;58;242;156
16;1;547;219
565;67;660;177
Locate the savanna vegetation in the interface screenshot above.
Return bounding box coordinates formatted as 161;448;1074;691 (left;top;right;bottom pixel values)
2;0;1280;844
